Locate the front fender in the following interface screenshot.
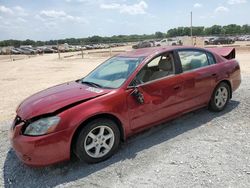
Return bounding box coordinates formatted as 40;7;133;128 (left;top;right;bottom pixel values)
57;90;131;141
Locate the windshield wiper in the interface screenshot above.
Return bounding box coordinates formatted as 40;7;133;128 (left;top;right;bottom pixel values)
81;81;103;88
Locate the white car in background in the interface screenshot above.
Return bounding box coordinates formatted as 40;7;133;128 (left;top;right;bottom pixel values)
155;38;181;46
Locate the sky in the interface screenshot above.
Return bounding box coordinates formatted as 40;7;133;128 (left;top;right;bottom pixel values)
0;0;249;40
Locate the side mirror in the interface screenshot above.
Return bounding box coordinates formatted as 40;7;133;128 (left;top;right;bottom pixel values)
131;87;144;104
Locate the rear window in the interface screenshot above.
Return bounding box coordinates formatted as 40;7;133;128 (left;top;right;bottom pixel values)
207;53;216;64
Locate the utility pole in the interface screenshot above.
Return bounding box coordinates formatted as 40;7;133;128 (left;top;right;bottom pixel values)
191;11;193;46
9;48;12;62
109;41;112;57
81;41;84;59
57;42;61;59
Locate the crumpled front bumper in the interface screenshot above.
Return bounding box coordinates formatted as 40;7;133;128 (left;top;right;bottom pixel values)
9;121;73;167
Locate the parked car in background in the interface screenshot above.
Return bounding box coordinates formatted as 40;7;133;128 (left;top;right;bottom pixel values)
209;37;235;45
43;47;57;53
204;37;215;45
10;46;241;167
33;47;43;54
14;48;33;55
11;48;21;54
1;42;130;55
132;41;153;49
37;47;57;53
20;47;38;54
236;35;250;41
85;45;95;50
155;38;181;46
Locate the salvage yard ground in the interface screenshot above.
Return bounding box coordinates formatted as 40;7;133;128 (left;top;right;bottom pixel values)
0;46;250;187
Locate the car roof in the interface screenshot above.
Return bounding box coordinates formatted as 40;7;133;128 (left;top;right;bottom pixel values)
118;46;205;58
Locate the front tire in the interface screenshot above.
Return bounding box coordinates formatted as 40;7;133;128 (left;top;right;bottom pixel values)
74;118;120;163
209;82;230;112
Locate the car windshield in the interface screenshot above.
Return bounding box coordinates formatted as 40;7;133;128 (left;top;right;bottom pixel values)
81;56;143;89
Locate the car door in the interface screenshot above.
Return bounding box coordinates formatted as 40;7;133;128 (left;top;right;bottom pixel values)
176;49;218;111
126;52;184;131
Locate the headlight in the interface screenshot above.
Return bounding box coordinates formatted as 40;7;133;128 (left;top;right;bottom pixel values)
24;116;60;136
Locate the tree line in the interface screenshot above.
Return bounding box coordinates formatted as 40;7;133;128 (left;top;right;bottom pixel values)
1;24;250;47
167;24;250;37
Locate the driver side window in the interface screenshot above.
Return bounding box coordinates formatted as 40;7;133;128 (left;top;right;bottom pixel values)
135;52;175;84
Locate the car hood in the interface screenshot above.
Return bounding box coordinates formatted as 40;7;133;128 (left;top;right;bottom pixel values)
16;81;111;120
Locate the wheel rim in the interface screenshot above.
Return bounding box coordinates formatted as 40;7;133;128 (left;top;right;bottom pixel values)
214;86;228;108
84;126;115;158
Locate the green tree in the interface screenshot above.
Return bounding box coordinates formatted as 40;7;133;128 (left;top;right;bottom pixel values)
241;24;250;34
223;24;242;35
0;24;249;47
155;32;165;39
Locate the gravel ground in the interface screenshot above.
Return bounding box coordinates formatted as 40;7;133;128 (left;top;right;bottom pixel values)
0;74;249;188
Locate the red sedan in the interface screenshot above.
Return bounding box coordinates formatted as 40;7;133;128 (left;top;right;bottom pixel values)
10;46;241;166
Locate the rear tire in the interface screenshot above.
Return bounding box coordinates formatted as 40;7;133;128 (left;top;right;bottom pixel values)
209;82;230;112
74;118;120;163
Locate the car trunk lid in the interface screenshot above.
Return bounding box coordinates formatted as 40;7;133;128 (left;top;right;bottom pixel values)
208;47;236;60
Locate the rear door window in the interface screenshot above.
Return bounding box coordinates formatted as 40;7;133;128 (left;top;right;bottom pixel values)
178;50;209;72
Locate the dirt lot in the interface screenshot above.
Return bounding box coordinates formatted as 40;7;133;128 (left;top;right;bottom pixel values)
0;47;250;187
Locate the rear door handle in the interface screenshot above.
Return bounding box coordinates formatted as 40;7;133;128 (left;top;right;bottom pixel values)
211;73;217;77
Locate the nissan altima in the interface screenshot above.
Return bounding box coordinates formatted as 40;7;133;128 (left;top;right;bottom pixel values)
10;46;241;166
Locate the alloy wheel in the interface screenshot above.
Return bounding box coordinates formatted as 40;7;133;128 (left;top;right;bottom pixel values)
84;126;115;158
214;86;228;108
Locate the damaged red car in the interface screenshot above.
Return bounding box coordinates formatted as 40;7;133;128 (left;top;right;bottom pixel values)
10;46;241;166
